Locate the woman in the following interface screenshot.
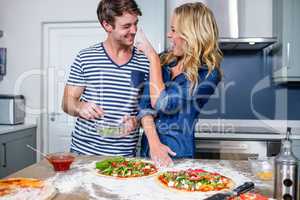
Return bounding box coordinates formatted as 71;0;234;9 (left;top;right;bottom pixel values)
136;2;222;166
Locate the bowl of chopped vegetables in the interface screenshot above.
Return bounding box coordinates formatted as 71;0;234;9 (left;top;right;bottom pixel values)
95;122;125;138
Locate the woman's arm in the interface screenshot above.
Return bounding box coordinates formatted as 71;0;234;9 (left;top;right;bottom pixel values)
147;54;165;107
135;30;165;107
141;115;176;166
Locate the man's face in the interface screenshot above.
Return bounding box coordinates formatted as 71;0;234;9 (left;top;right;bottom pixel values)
106;12;139;47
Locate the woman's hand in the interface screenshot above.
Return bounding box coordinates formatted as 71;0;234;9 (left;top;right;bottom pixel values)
149;142;176;167
135;29;158;59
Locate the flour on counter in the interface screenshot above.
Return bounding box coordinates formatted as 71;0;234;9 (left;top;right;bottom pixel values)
46;160;251;200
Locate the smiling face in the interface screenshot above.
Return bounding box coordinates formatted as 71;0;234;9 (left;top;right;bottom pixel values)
103;12;139;47
167;14;185;57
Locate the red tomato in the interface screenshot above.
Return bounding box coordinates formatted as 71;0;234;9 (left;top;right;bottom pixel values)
230;193;268;200
188;168;206;173
188;175;201;181
111;162;117;167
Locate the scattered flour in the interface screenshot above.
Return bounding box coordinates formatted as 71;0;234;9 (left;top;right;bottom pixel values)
44;159;251;200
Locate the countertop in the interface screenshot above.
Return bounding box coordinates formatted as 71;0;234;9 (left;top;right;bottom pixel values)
0;123;37;135
7;156;274;200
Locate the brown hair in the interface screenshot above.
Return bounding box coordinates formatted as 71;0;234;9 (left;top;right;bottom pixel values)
97;0;142;28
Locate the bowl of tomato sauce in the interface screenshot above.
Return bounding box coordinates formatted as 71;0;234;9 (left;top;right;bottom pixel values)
46;152;75;172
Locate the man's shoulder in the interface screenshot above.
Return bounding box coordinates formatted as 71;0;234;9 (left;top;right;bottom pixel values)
132;47;149;62
78;43;104;55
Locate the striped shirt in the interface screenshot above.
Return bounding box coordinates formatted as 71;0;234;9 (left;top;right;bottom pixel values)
67;43;149;156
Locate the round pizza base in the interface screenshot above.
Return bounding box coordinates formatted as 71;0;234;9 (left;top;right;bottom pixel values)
0;182;57;200
96;170;158;180
41;185;58;200
155;172;235;193
95;159;158;180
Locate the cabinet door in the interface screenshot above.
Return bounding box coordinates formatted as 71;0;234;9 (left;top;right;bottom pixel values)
287;0;300;77
273;0;300;82
0;128;36;178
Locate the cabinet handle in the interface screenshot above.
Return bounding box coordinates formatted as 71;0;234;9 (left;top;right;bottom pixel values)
49;112;61;122
2;143;6;168
286;42;290;68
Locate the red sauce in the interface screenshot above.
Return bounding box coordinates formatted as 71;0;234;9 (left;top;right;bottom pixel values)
47;155;75;171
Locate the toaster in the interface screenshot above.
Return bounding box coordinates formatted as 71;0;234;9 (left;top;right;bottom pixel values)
0;95;25;125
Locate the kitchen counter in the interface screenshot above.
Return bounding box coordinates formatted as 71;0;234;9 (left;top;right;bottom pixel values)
7;156;274;200
0;124;37;135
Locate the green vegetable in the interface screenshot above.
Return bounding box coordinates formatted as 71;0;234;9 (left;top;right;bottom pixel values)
98;126;121;136
95;156;125;170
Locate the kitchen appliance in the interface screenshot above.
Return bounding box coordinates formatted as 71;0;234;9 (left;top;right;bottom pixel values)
195;139;281;160
0;95;25;125
274;127;299;200
166;0;277;50
204;182;255;200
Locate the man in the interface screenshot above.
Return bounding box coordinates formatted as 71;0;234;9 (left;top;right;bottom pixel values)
62;0;149;156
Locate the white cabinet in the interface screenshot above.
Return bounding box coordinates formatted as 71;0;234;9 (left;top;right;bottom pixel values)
272;0;300;83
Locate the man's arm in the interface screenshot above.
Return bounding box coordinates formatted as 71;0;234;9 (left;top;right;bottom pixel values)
62;85;103;120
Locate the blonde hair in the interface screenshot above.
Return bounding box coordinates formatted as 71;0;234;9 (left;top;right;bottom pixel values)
161;2;223;93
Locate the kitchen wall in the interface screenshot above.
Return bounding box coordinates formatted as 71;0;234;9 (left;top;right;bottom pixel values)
199;50;300;120
0;0;100;123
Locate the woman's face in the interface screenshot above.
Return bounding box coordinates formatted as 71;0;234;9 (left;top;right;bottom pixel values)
167;14;185;57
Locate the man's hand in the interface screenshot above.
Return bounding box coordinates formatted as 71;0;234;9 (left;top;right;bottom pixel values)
78;102;104;120
121;115;138;135
149;142;176;167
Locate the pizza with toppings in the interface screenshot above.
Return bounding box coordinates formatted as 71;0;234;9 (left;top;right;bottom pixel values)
0;178;56;199
157;168;235;192
229;192;269;200
95;157;158;178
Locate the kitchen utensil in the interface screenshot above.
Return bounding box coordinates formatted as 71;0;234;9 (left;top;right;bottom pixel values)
0;94;25;124
26;144;48;158
274;127;299;200
203;182;255;200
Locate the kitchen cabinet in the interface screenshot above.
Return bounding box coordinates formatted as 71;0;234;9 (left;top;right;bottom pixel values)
0;127;36;178
272;0;300;83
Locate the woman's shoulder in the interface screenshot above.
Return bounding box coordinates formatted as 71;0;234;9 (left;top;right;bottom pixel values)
199;66;221;82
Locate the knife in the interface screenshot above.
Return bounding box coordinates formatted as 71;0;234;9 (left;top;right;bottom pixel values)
203;181;255;200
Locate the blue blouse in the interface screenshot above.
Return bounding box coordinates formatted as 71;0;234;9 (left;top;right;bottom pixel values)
137;62;220;158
